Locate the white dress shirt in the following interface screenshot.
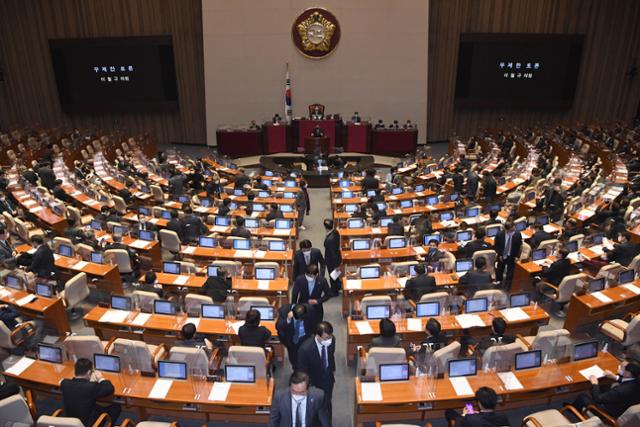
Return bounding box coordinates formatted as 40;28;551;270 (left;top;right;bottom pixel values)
291;394;307;426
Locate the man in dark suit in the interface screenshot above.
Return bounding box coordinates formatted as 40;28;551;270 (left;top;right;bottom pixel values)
217;198;232;217
459;228;491;259
234;169;251;189
323;219;342;295
424;239;446;266
166;210;182;240
277;303;315;369
545;182;565;222
537;247;570;286
168;172;187;198
230;216;252;239
466;167;479;200
482;171;497;203
269;371;330;427
60;358;121;426
135;271;163;298
362;168;379;191
52;180;71;203
21;167;38;185
254;177;269;191
63;217;85;242
266;203;284;221
370;318;402;348
605;232;640;267
445;386;509;427
0;225;15;262
238;309;272;348
572;360;640;418
36;163;56;190
458;257;493;298
494;219;522;289
201;268;230;303
291;264;332;325
297;322;336;417
477;317;516;352
28;235;56;279
403;264;437;303
179;206;209;243
529;223;554;250
293;239;326;279
0;193;17;216
130;211;158;238
450;167;464;194
387;215;405;236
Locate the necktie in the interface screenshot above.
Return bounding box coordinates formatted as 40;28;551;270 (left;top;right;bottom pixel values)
295;400;303;427
304;252;310;265
505;232;512;256
293;320;301;344
321;345;328;369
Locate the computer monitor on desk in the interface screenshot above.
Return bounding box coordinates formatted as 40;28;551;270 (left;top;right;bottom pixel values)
536;215;549;226
465;297;488;313
214;216;231;227
202;304;225;319
58;244;73;257
154;300;176;315
532;249;547;261
423;234;441;245
366;304;390;320
379;363;409;382
198;236;216;248
448;358;477;377
250;305;275;321
465;207;480;218
573;341;598;361
111;295;132;311
510;293;530;308
245;218;259;228
139;230;155;241
456;259;473;274
225;365;256;383
91;251;104;264
416;301;440;317
268;240;286;251
456;230;472;242
38;344;63;364
619;269;635;284
94;354;121;373
351;239;371;251
233;239;251;250
158;360;187;380
35;282;53;297
387;238;406;249
207;265;218;277
515;350;542;371
275;219;292;229
255;267;276;280
426;196;439;206
5;275;22;290
347;218;365;229
566;240;579;253
588;278;605;293
163;261;181;275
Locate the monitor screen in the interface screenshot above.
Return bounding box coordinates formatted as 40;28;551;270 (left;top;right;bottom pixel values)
515;221;527;232
400;200;413;208
423;234;441;245
178;195;189;204
366;304;390;320
233;189;244;196
139;230;155;241
263;179;272;187
352;240;370;250
112;225;125;236
162;261;181;275
515;350;542;370
49;36;178;113
154;300;176;315
160;210;172;220
457;231;472;242
252;203;265;212
198;236;216;248
409;264;417;277
225;365;256;383
347;218;365;229
416;301;440;317
465;297;488;313
90;251;104;264
268;240;286;251
415;185;425;192
38;344;63;363
456;259;474;273
200;199;212;208
532;249;546;261
158;360;187;380
90;220;102;231
250;305;275;321
36;282;53;297
111;295;132;311
283;192;295;199
215;216;231;226
466;207;480;217
573;341;598;361
341;191;353;199
536;215;549;225
5;275;21;290
619;269;635;284
281;205;293;212
510;293;530;308
233;239;250;250
379;363;410;382
380;217;393;227
275;219;292;229
285;180;297;188
592;233;604;245
454;33;583;108
207;265;218;277
257;191;270;198
486;226;500;237
58;244;73;257
388;238;406;249
94;354;121;373
265;170;274;177
345;204;357;213
339;180;351;187
360;266;380;280
448;358;478;377
426;196;439;206
367;190;377;197
255;267;275;280
391;187;403;195
440;212;454;221
201;304;225;319
449;193;459;202
588;278;605;293
244;218;259;228
566;240;578;253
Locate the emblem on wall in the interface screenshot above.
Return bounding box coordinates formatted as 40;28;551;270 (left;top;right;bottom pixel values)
292;8;340;59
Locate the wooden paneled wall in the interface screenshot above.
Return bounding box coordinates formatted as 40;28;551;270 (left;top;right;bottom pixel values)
428;0;640;141
0;0;206;145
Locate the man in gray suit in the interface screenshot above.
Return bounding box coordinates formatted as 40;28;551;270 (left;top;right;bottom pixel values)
269;371;330;427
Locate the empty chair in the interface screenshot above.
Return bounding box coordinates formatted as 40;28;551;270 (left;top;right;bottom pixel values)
3;212;16;234
538;273;587;317
104;249;134;280
389;261;418;277
538;238;560;251
112;195;127;214
67;206;93;226
596;263;624;287
472;249;497;278
383;235;405;247
178;261;197;275
75;243;95;262
473;289;508;309
0;394;35;425
482;342;522;372
37;412;111;427
434;341;461;376
0;321;36;352
63;335;109;361
523;405;599;427
211;260;242;277
628;254;640;273
600;313;640;347
151;185;164;202
440;251;456;271
237;296;270;318
14;217;44;241
226;345;269;378
417;291;450;310
61;272;90;318
53;236;74;253
254;261;281;279
159;229;181;260
168;346;216;375
108;338;167;373
517;329;571;360
359;347;407;378
360;295;392;319
184;293;214;317
132;290;160;313
568;233;585;248
520;241;532;261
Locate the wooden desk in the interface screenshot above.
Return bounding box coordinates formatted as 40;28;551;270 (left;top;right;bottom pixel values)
5;358;273;423
0;286;70;336
346;305;549;360
180;246;292;264
353;352;618;426
564;281;640;334
11;190;67;235
342;247;418;265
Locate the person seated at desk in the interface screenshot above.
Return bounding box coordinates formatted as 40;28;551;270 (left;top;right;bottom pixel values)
458;257;493;299
93;205;111;225
0;303;20;330
351;112;361;123
60;358;121;427
311;125;324;138
485;209;501;226
254;176;269;191
0;225;16;263
179;206;209;244
362;168;379;191
412;318;448;353
604;231;640;267
529;223;555;250
266;203;284;222
291;264;332;325
477;317;516;353
105;234;138;267
63;217;85;242
403;264;437;303
561;218;583;241
536;247;570;288
234;168;251;189
277;303;314;369
52;179;71;204
230;216;252;239
201;267;230;303
424;239;446;267
1;257;33;291
386;215;405;237
482;171;497;203
573;359;640;419
205;176;222;198
0;192;17;216
135;271;163;298
370;318;402;349
374;119;385;129
239;309;272;349
217;198;232;217
369;203;385;224
26;235;56;280
350;205;368;221
445;386;509;427
293;239;326;279
132;211;158;236
459;228;491;259
175;322;207;348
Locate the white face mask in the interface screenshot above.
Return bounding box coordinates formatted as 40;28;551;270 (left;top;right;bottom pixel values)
321;338;332;347
305;275;315;281
292;394;305;402
302;250;311;255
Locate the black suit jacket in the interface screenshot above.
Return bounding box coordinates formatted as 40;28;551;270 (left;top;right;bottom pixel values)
201;276;231;302
291;275;332;322
166;219;182;240
0;198;17;215
529;230;554;249
179;214;209;243
458;411;511;427
387;222;405;236
276;303;315;348
467;172;479;197
269;387;330;427
403;274;437;302
483;177;497;200
29;244;56;278
297;336;336;389
494;230;522;259
362;176;379;191
460;239;491;259
238;324;272;348
458;271;493;298
0;239;14;262
60;378;115;426
230;227;252;239
607;242;640;266
591;378;640;418
293;248;326;279
323;230;342;271
37;167;56;189
540;258;570;285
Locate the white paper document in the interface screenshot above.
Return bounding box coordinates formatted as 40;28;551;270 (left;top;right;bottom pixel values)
74;260;89;269
360;382;383;401
499;308;530;322
99;309;130;323
623;284;640;295
208;381;231;401
15;295;36;307
129;240;149;249
173;275;189;285
257;280;270;290
413;246;426;255
579;365;605;380
372;227;382;234
5;357;35;376
254;250;266;259
330;269;341;280
498;372;524;390
455;314;486;328
182;246;196;254
148;379;173;399
130;312;151;326
346;279;361;290
355;321;374;335
273;229;290;236
590;292;613;304
211;226;229;233
449;377;474;396
406;318;423;332
234;250;252;258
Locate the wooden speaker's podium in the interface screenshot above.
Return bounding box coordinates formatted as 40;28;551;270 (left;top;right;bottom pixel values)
304;137;329;155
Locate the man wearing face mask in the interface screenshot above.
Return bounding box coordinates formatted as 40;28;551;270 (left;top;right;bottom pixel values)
132;211;158;237
291;264;332;326
297;322;336;418
293;240;326;279
276;303;315;369
423;239;446;268
269;371;330;427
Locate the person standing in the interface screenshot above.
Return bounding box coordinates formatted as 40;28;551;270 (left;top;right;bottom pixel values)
323;219;342;296
276;303;315;369
269;371;330;427
293;239;326;280
291;264;332;325
494;220;522;289
297;322;336;418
